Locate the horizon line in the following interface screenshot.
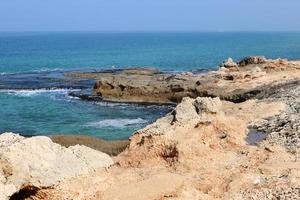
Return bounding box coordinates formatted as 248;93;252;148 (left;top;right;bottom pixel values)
1;30;300;34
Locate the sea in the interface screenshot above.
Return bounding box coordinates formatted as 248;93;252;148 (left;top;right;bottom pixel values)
1;32;300;140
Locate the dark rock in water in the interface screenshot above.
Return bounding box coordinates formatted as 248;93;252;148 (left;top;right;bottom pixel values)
0;71;94;90
246;129;267;146
68;92;103;101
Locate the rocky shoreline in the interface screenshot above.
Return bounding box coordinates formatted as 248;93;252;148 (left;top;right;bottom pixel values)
1;56;300;200
67;56;300;104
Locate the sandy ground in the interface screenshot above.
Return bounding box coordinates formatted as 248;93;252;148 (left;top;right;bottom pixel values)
50;135;129;156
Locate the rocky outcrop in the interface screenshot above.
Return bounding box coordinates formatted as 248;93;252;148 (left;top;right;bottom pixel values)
77;57;300;104
0;133;113;200
116;97;226;167
2;81;300;199
1;56;300;200
251;80;300;153
34;91;300;200
113;90;299;200
115;96;285;167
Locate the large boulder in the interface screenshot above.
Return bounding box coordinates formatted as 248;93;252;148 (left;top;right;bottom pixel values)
117;97;223;167
0;133;113;200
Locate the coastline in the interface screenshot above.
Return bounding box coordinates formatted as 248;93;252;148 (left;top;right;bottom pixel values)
1;56;300;199
67;56;300;104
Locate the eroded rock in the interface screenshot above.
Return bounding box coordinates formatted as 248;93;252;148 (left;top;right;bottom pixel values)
83;57;300;104
2;56;300;200
193;96;222;114
12;92;300;200
0;133;113;200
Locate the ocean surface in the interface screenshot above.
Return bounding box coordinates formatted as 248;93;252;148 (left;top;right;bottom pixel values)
1;32;300;140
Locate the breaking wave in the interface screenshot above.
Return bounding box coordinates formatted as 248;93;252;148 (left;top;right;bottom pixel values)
0;88;80;97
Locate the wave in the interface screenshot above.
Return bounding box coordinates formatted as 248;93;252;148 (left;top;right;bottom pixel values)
85;118;148;128
95;101;132;108
0;88;80;97
0;66;200;77
66;95;81;100
0;68;64;76
32;68;64;73
0;66;121;76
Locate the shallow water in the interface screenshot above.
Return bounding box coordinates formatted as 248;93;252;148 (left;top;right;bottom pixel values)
1;32;300;140
246;129;267;146
0;70;173;140
0;86;172;140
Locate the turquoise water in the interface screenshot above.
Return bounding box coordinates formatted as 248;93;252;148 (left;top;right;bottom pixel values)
1;32;300;139
2;32;300;73
0;90;170;140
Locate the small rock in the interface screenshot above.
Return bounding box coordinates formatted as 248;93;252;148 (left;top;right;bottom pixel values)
220;58;239;71
218;132;227;139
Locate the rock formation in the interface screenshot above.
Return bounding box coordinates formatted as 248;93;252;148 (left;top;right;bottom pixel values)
0;133;113;200
31;87;300;199
1;56;300;200
68;56;300;104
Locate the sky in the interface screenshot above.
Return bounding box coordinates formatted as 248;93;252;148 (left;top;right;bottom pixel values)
1;0;300;32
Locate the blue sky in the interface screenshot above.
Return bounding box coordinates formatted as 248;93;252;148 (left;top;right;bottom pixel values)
1;0;300;32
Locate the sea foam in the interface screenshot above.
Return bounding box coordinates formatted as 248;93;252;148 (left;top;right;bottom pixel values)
0;88;80;97
86;118;148;128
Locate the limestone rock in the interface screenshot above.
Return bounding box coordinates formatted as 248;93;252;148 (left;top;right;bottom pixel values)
173;97;201;124
0;133;113;200
63;57;300;104
193;97;222;114
0;132;23;148
250;66;267;79
117;97;225;167
220;58;239;71
17;81;300;200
